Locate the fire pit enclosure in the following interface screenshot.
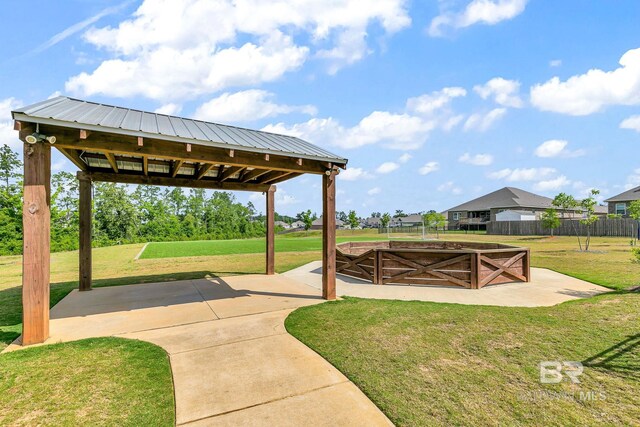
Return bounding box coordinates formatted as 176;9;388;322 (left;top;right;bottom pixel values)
336;241;530;289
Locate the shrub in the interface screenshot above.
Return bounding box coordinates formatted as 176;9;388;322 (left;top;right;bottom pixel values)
632;248;640;264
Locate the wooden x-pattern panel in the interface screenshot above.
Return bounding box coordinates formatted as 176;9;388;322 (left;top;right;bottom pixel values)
381;252;472;288
336;250;374;281
478;252;527;287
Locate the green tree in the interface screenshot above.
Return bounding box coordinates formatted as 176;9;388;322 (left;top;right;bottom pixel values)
553;192;581;250
579;189;600;252
627;200;640;242
94;183;139;243
0;144;21;192
423;210;446;238
299;210;314;232
394;209;407;218
380;213;391;228
347;210;359;230
336;211;348;223
541;208;561;237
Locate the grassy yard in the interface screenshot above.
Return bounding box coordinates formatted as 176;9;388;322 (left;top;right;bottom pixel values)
0;338;174;426
1;231;639;425
286;295;640;426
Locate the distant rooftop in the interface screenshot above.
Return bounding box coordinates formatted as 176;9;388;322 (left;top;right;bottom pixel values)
604;185;640;203
447;187;554;212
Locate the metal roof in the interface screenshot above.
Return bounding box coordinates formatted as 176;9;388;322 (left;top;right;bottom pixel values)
12;96;347;165
604;185;640;202
446;187;555;212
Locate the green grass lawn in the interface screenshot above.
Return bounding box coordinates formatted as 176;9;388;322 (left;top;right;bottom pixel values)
286;295;640;426
1;231;639;425
139;232;386;259
0;338;174;426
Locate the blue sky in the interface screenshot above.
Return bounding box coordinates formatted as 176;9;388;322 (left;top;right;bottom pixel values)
1;0;639;216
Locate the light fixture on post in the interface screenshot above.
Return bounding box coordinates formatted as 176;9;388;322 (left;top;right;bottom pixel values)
24;133;56;145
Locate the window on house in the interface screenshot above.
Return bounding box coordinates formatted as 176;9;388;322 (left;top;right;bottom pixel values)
453;212;461;220
615;203;627;215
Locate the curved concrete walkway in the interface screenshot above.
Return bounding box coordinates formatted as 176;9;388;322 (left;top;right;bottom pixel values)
6;275;392;426
284;261;610;307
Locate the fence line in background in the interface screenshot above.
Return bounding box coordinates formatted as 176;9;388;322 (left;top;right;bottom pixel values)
486;218;639;237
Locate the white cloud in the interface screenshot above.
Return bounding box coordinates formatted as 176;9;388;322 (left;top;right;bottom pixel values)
194;90;316;123
338;167;373;181
250;187;297;207
419;161;440;175
473;77;523;108
534;139;585;158
264;111;435;150
437;181;462;195
533;176;571;192
458;152;494;166
367;187;381;195
376;162;399;174
406;87;466;115
398;153;412;163
625;168;640;189
0;98;22;150
66;0;410;101
530;47;640;115
549;59;562;67
620;115;640;132
488;167;556;181
463;108;506;131
429;0;528;37
154;103;182;115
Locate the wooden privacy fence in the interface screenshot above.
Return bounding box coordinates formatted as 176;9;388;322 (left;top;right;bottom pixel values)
487;218;639;237
336;241;530;289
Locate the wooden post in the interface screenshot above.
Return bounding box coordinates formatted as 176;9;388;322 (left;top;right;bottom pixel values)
22;141;51;345
265;186;276;275
470;252;480;289
78;173;92;291
322;170;337;300
523;249;531;282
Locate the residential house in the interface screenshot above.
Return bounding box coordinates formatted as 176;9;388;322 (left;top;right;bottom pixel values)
495;210;536;222
274;221;291;229
390;214;423;227
290;220;305;229
311;215;345;230
445;187;574;230
604;185;640;217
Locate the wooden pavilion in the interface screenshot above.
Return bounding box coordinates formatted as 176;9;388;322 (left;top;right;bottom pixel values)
12;96;348;345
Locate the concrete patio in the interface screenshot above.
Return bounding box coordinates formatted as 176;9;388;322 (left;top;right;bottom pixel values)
6;274;392;426
284;261;610;307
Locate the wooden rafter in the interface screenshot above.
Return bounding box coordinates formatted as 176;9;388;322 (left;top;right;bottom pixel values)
259;171;291;184
196;163;215;180
219;166;245;182
171;160;184;177
104;152;118;173
57;148;87;171
241;168;270;183
142;156;148;175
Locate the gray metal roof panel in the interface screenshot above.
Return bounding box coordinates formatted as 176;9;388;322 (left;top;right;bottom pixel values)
11;96;347;164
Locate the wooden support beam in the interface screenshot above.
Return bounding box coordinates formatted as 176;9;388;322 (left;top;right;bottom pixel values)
81;171;271;192
269;172;301;185
241;168;270;183
322;171;337;300
105;152;119;173
57;148;87;171
142;156;148;176
219;166;245;182
196;163;214;180
46;128;334;174
79;129;91;140
266;186;276;275
171;160;184;177
22;141;51;345
78;174;92;291
14;121;24;131
259;170;291;185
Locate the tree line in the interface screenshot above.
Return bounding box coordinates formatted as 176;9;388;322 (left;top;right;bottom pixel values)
0;144;271;256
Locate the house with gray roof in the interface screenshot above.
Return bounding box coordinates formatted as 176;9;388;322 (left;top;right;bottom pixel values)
445;187;566;229
604;185;640;217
